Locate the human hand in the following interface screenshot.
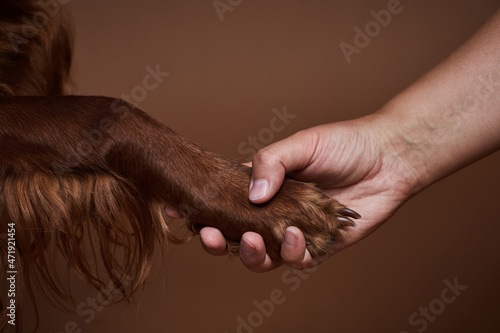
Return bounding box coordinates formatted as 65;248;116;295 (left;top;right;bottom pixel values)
182;9;500;272
199;114;418;271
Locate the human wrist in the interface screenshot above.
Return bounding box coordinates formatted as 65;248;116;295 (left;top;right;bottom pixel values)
369;101;436;197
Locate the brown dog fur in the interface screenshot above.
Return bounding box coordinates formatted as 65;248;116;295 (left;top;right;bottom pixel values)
0;1;359;330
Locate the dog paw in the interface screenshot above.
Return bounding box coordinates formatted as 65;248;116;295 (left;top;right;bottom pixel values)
185;164;360;261
251;177;360;260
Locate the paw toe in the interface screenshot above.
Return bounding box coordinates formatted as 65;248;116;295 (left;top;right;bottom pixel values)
337;216;357;227
337;207;361;219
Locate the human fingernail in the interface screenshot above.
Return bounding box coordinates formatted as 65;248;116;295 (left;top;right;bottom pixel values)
241;237;256;255
165;206;182;219
249;179;269;201
284;227;297;247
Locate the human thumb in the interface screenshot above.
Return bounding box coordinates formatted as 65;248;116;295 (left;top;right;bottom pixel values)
248;130;316;204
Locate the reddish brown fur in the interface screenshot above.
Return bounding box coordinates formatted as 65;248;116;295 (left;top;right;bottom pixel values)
0;1;359;331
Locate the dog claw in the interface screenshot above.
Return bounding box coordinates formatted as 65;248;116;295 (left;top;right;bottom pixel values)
337;216;357;227
338;208;361;219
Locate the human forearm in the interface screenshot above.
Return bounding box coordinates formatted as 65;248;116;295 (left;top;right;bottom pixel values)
376;9;500;195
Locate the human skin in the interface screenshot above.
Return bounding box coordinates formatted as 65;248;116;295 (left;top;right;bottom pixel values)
195;9;500;272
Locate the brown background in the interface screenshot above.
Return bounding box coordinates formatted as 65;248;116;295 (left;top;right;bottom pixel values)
28;0;500;332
